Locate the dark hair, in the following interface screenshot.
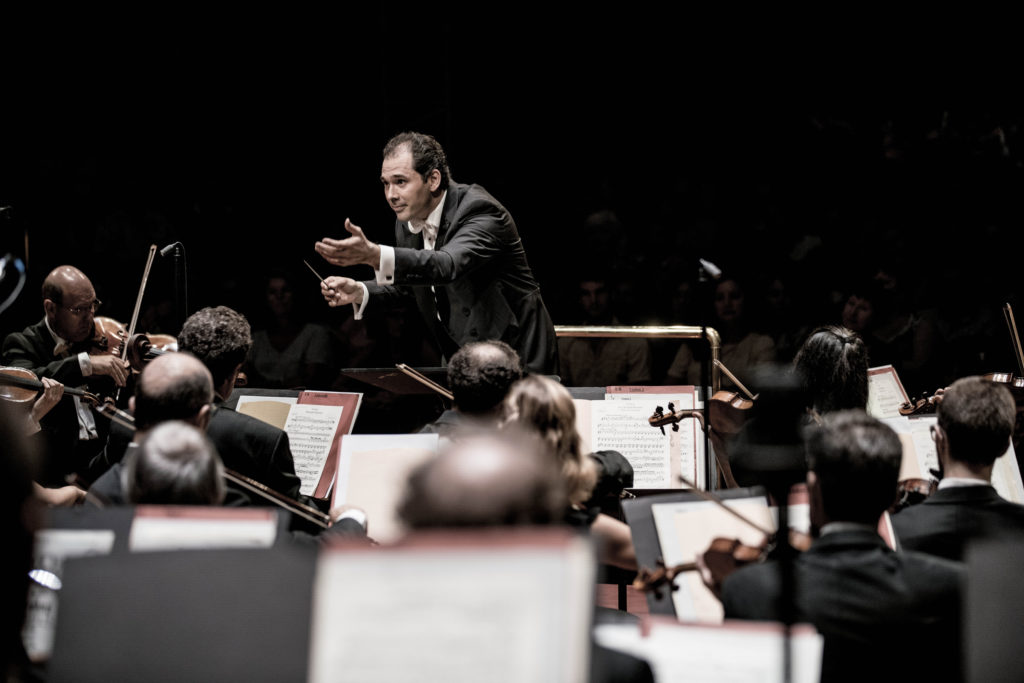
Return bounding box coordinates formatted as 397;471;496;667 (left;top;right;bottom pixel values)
123;421;225;505
383;131;451;191
447;340;523;414
133;354;214;431
177;306;253;387
937;376;1016;466
805;410;902;524
793;325;869;415
842;278;895;327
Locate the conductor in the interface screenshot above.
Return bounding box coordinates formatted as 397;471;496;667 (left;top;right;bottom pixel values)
315;131;558;375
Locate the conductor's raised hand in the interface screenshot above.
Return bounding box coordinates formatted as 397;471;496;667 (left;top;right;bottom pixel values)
321;276;364;307
315;219;382;268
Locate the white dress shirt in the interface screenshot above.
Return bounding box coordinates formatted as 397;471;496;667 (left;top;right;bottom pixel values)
44;317;99;440
353;191;447;320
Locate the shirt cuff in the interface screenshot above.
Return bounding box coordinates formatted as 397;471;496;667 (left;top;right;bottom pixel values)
353;283;370;320
376;245;396;285
77;351;93;376
333;507;367;529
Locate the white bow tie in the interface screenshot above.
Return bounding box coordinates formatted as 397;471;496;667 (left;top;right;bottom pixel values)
408;221;438;241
